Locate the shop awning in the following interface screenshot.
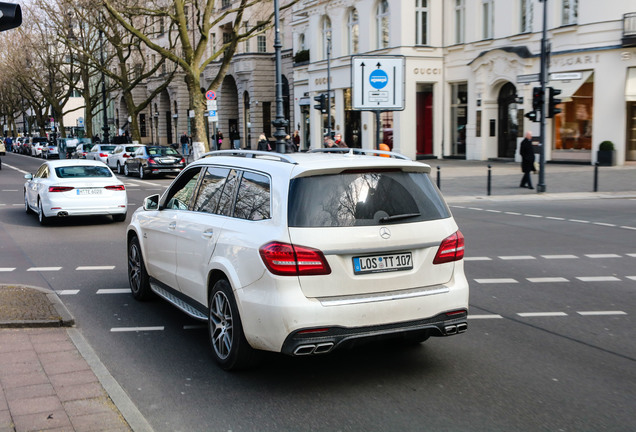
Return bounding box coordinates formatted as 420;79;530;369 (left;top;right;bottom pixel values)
626;68;636;102
548;70;593;103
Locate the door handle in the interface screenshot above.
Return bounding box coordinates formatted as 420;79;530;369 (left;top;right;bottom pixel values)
202;229;214;239
168;221;176;230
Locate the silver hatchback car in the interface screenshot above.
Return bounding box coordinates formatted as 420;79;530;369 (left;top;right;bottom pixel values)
126;149;468;370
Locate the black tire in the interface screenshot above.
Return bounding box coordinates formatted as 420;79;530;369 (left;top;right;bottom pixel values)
124;163;130;176
208;279;260;371
138;166;145;179
24;193;32;214
128;236;152;300
113;213;127;222
116;162;122;174
37;199;49;225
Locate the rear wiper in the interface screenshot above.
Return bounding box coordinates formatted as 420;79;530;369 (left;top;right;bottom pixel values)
379;212;421;222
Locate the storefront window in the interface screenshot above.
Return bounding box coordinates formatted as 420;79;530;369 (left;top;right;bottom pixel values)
553;73;594;153
381;111;393;149
451;83;468;156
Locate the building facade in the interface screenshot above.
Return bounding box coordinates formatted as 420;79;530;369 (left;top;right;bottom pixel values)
291;0;636;165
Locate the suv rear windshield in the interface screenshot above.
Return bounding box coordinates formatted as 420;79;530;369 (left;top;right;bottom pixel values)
288;170;450;227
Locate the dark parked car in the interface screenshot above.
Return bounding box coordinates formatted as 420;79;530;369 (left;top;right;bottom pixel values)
124;145;185;179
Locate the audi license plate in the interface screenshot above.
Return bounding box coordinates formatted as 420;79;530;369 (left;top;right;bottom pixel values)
77;189;102;195
353;252;413;275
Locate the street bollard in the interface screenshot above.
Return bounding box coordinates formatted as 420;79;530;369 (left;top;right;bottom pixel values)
437;166;441;190
593;162;599;192
487;165;492;196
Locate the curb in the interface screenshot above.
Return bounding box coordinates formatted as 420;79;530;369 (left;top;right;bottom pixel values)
0;284;75;328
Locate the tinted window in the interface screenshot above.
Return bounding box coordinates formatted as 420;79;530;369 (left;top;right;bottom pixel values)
163;168;202;210
217;170;239;217
55;165;113;178
193;167;231;214
100;145;116;152
234;171;271;220
147;146;179;156
288;170;450;227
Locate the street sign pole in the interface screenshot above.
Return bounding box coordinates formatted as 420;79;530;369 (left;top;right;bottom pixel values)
537;0;548;193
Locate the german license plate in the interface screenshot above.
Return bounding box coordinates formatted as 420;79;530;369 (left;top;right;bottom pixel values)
353;252;413;275
77;189;102;195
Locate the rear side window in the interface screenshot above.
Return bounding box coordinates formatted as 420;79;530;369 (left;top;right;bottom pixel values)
288;170;450;227
234;171;271;220
193;167;231;214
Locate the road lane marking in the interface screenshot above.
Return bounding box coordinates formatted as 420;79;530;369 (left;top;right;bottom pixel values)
97;289;130;294
505;212;521;215
576;276;621;282
585;254;621;259
464;257;492;261
76;266;116;271
1;163;28;174
1;190;19;192
546;216;566;221
626;276;636;281
577;311;627;316
474;278;518;284
0;268;16;272
620;226;636;230
541;254;578;259
627;253;636;257
594;222;616;227
110;327;164;332
569;219;590;224
523;214;543;218
57;290;80;295
526;277;569;283
499;255;536;260
27;267;62;271
518;312;568;317
468;314;503;319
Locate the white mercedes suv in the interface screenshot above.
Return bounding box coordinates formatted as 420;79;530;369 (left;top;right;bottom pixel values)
126;149;468;370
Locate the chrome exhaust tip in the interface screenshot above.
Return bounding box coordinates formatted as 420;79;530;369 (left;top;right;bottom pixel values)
457;323;468;333
293;345;316;356
313;343;334;354
57;211;68;217
445;325;458;335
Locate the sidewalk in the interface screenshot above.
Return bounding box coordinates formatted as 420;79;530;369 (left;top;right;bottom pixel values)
420;159;636;202
0;285;152;432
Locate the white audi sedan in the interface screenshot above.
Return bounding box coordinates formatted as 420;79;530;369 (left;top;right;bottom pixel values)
24;159;128;225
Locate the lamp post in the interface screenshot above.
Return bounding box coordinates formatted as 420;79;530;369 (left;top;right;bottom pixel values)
99;19;110;144
272;0;288;153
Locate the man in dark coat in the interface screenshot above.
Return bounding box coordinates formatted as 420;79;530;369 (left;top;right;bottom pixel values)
519;131;536;189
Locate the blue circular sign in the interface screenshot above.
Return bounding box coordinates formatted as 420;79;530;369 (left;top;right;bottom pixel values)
369;69;389;90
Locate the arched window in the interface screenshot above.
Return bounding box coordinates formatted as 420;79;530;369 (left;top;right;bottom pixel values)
376;0;389;49
348;8;359;55
322;16;332;59
299;33;306;51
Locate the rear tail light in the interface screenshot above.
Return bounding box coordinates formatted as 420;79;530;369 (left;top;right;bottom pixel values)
104;185;126;191
148;159;156;164
259;242;331;276
49;186;74;192
99;153;109;158
433;230;465;265
123;154;130;158
179;158;185;164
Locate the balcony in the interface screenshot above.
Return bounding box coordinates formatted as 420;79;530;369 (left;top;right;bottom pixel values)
623;12;636;47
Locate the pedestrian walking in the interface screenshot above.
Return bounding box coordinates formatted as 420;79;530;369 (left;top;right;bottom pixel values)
519;131;536;190
257;134;271;151
285;134;296;153
180;131;190;155
334;133;347;148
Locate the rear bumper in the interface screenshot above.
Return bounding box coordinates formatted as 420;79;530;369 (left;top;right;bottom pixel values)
280;310;468;356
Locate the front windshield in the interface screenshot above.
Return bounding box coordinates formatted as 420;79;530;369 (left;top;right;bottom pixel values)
55;165;113;178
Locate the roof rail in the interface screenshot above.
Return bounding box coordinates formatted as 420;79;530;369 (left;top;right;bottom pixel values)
308;148;411;160
200;149;298;164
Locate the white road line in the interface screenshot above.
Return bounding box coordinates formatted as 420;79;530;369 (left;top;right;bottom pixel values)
474;278;518;284
0;268;16;272
523;214;543;218
594;222;616;227
27;267;62;272
585;254;621;259
577;311;627;316
468;207;483;211
518;312;568;317
76;266;116;271
464;257;492;261
485;210;502;213
627;253;636;258
505;212;521;215
526;277;569;283
57;290;80;295
546;216;566;221
499;255;536;260
1;163;28;174
569;219;590;224
97;289;130;294
468;314;503;319
1;190;19;192
541;254;578;259
621;226;636;231
625;276;636;281
576;276;621;282
110;327;164;333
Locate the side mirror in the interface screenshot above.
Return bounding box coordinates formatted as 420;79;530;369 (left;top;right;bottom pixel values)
24;173;33;180
143;194;160;211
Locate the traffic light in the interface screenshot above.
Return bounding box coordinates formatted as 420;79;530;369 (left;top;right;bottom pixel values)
0;2;22;32
547;87;562;118
532;87;544;112
524;110;539;123
314;93;327;113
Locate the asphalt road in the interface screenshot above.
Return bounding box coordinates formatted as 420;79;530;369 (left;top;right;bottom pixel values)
1;152;635;431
